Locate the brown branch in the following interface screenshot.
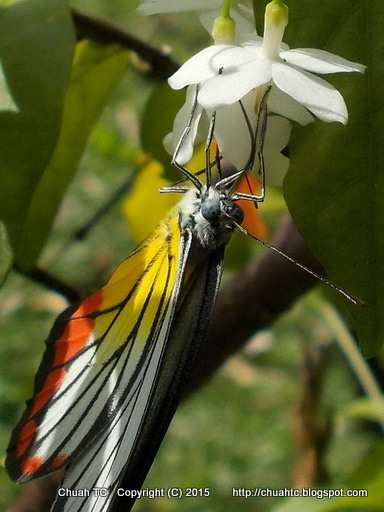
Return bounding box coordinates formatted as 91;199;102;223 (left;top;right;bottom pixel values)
15;267;82;303
71;8;179;79
185;214;323;394
292;341;331;487
6;215;323;512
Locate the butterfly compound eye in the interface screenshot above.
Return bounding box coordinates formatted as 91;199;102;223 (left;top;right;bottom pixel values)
201;197;221;222
223;202;244;225
232;204;244;224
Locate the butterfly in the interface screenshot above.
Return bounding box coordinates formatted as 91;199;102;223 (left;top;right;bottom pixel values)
5;86;275;512
5;88;361;512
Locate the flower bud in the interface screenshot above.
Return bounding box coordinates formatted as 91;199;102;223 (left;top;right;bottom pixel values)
262;0;288;60
212;14;236;44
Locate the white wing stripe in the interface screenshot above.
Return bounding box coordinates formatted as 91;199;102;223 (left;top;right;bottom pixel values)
51;232;191;511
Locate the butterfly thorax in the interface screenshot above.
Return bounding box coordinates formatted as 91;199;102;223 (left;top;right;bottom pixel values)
178;185;244;250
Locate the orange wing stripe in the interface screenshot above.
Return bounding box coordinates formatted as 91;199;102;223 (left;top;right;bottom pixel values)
236;175;267;238
16;420;38;457
53;290;103;366
51;454;67;469
29;368;67;418
73;290;104;318
16;292;105;461
20;455;44;476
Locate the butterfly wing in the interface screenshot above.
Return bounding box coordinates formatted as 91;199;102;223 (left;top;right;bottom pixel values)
51;231;225;512
7;213;225;512
114;238;225;511
6;216;182;483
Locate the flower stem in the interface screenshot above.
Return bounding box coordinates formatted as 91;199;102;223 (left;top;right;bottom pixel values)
262;0;288;59
221;0;231;19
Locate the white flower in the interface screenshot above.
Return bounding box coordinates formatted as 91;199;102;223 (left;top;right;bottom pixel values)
164;85;292;186
169;1;366;125
214;91;291;186
164;0;366;187
164;85;205;165
136;0;255;36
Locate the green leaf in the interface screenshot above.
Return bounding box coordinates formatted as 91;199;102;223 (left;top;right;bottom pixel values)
271;443;384;512
141;82;185;181
348;442;384;491
253;1;383;356
0;0;75;253
339;398;384;424
15;41;130;271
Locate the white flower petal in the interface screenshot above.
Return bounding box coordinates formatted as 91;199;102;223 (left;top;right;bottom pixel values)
263;151;290;187
199;59;272;109
243;39;289;53
168;45;253;89
265;115;292;153
214;91;257;170
271;62;348;124
137;0;220;15
282;48;366;74
194;110;210;146
268;86;313;125
0;63;19;113
163;85;203;164
214;96;292;187
163;132;175;156
233;4;257;35
255;115;291;186
241;40;263;53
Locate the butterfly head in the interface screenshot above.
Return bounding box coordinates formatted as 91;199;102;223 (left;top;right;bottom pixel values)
179;183;243;249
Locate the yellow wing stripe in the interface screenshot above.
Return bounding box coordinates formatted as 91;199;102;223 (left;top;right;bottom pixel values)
92;217;180;360
7;215;182;483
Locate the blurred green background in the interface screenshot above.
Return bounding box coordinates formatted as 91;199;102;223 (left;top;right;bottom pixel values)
0;1;382;511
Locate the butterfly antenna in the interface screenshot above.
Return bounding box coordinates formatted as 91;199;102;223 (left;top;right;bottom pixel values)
236;222;364;307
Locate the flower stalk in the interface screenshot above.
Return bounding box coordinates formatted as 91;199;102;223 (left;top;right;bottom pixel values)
262;0;288;60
